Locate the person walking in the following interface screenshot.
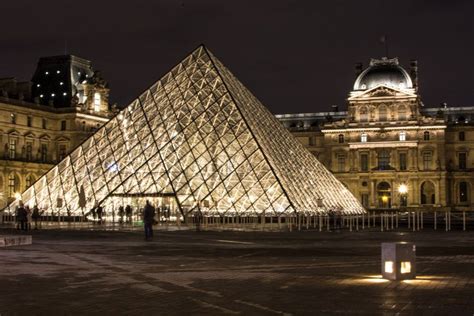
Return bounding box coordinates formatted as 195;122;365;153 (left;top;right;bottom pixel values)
143;200;156;241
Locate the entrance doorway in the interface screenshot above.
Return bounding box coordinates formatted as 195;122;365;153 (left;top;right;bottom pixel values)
101;193;180;223
377;182;391;208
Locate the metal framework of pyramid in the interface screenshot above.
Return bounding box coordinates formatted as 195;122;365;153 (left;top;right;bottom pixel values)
8;46;364;217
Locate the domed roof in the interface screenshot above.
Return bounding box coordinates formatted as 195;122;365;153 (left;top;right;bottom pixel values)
353;57;413;91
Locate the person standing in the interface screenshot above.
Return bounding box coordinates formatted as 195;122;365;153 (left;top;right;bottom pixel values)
125;205;132;224
143;200;156;241
16;203;28;231
32;205;41;229
97;205;103;225
118;206;124;224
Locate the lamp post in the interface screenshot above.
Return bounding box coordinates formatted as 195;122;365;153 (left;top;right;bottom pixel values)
398;184;408;207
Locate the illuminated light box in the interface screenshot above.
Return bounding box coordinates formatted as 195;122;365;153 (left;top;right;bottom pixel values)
381;242;416;280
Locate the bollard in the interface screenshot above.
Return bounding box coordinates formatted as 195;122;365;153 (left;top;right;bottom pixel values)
463;211;466;231
382;242;416;280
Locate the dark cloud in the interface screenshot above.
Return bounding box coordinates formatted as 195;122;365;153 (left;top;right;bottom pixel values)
0;0;472;113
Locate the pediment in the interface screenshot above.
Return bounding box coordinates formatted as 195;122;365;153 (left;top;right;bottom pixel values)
24;131;36;138
55;136;70;142
38;134;51;141
349;85;417;101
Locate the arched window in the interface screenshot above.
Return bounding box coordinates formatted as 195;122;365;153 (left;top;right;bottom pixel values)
398;106;407;121
421;181;435;205
338;134;344;143
26;174;35;188
359;107;368;122
459;182;469;203
423;131;430;141
379;106;387;121
377;182;391;208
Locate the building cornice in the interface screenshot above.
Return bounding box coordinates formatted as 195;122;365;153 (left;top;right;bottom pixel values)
321;125;446;133
348;141;418;149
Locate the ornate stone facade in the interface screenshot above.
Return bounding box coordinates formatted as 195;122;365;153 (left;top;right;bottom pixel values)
0;55;115;208
277;57;474;211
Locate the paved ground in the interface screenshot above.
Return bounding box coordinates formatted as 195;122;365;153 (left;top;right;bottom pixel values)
1;227;473;315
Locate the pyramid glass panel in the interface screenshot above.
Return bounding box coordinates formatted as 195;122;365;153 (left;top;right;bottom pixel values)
7;46;364;218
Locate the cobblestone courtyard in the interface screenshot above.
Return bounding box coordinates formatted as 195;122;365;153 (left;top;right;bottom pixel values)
1;228;473;315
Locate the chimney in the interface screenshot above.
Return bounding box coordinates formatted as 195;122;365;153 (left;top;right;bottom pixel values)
410;60;418;91
355;63;363;77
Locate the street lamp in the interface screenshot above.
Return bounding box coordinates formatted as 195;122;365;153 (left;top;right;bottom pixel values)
398;184;408;194
398;184;408;207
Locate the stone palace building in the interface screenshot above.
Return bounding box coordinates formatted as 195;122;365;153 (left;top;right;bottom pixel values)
0;55;114;208
277;57;474;212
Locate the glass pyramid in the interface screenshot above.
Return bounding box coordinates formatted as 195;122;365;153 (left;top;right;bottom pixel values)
8;46;365;217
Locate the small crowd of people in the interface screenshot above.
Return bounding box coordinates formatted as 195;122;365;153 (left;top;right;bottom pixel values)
12;199;170;242
15;202;43;231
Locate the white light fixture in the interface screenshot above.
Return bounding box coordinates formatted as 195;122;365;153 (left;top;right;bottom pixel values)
40;94;44;98
60;82;64;85
398;184;408;194
63;92;67;96
400;261;411;274
384;261;394;273
45;71;49;75
56;70;60;74
37;84;40;87
51;93;55;97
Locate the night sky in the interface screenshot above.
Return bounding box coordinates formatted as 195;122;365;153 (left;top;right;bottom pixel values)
0;0;472;114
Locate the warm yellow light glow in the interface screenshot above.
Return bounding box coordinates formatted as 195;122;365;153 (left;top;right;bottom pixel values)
14;192;22;200
384;261;394;273
400;261;411;274
381;196;389;203
398;184;408;194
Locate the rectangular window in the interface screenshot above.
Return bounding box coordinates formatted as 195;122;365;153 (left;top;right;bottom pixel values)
42;118;47;129
27;116;32;127
308;136;315;146
61;120;67;131
9;139;16;159
8;174;15;197
460;182;468;203
459;131;465;141
378;151;390;170
423;152;432;170
337;154;345;172
399;153;407;171
361;194;369;208
361;133;367;142
41;144;48;162
58;144;67;161
360;153;368;171
94;93;101;112
26;142;33;161
399;131;406;141
459;152;467;170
